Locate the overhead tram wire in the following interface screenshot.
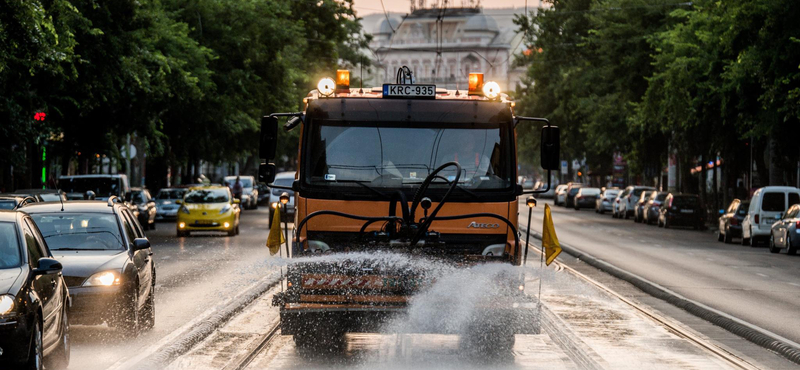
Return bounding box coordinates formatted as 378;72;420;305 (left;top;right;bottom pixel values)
379;0;396;33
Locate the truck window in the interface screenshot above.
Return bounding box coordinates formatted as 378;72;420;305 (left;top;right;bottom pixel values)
306;121;512;190
761;192;785;212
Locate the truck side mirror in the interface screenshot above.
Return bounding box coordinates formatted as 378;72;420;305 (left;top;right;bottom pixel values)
259;163;276;183
541;126;560;171
260;116;278;160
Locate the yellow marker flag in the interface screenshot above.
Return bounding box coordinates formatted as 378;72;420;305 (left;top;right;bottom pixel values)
542;204;562;265
266;206;285;255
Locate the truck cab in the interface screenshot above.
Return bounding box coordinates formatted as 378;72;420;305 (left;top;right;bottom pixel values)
260;69;559;353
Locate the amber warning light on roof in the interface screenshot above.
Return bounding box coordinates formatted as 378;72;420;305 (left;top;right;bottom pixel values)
336;70;350;91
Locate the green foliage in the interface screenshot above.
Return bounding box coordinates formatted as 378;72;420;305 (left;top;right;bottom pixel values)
0;0;370;188
516;0;800;185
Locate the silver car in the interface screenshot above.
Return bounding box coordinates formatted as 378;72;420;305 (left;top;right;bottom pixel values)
154;188;187;220
595;189;619;214
769;203;800;255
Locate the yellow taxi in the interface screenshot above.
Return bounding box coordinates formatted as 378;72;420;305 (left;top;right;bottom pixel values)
176;186;241;237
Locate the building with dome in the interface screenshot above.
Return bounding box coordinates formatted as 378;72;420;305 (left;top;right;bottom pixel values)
362;5;531;92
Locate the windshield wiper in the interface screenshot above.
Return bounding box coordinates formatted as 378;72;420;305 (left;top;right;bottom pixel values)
51;248;111;251
330;180;389;198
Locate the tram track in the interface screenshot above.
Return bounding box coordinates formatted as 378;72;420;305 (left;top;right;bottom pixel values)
521;226;763;370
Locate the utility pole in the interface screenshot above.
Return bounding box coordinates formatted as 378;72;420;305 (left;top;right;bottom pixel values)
125;133;131;181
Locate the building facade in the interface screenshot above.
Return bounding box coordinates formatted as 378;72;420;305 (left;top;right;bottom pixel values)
364;6;530;92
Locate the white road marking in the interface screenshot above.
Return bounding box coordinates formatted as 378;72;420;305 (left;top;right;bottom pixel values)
788;282;800;287
756;273;769;278
654;244;662;247
161;255;172;260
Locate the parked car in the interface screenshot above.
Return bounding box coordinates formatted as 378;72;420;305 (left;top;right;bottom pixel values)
643;192;668;225
177;186;241;237
0;210;70;369
154;188;187;221
554;184;568;206
0;196;37;210
59;174;130;201
742;186;800;246
633;190;655;223
573;188;600;210
658;193;705;229
565;183;583;208
224;175;258;210
127;188;156;230
717;199;749;243
25;200;156;336
618;186;655;219
595;188;619;214
257;183;271;204
535;181;557;199
269;172;296;227
4;189;66;202
769;204;800;255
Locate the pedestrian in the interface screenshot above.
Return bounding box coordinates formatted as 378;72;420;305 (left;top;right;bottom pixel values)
232;176;243;201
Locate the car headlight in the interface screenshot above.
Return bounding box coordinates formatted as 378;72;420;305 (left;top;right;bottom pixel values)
181;206;191;215
0;295;15;315
83;271;121;287
219;205;231;214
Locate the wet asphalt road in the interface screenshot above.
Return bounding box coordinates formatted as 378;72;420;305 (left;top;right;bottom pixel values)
520;198;800;344
68;207;274;370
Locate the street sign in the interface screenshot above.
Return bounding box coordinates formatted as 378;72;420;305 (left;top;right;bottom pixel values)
561;160;568;175
121;144;137;158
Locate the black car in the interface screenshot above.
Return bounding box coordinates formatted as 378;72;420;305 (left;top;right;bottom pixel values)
127;188;156;230
658;193;705;229
0;211;70;370
565;186;583;208
0;196;37;211
643;192;668;225
24;199;155;336
6;189;67;203
718;199;749;243
634;190;655;223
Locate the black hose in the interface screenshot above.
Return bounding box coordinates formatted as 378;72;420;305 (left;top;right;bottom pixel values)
409;162;462;247
295;210;404;249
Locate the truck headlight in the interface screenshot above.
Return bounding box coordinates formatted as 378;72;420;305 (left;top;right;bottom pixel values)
0;295;15;315
83;271;120;286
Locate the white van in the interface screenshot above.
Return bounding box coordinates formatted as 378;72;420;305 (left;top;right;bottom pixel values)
742;186;800;246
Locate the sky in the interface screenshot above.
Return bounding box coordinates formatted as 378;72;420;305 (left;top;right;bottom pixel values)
352;0;543;15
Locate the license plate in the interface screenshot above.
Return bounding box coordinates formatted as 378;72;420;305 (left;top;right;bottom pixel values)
382;84;436;99
764;218;776;224
680;209;694;214
195;220;213;225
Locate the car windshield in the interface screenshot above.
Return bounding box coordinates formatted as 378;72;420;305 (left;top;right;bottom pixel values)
31;213;124;251
0;222;21;268
184;189;229;203
61;177;120;197
656;193;667;201
581;188;601;196
738;202;749;215
306;121;513;190
0;200;16;210
130;191;146;203
157;189;186;200
673;196;699;208
605;191;619;198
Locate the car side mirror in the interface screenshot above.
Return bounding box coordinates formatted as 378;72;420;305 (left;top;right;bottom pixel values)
260;116;278;160
541;126;560;171
33;258;62;275
175;200;182;205
233;199;241;204
132;238;151;251
259;163;276;183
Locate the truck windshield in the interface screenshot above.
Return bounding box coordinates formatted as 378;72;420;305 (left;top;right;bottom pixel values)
306;121;512;190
